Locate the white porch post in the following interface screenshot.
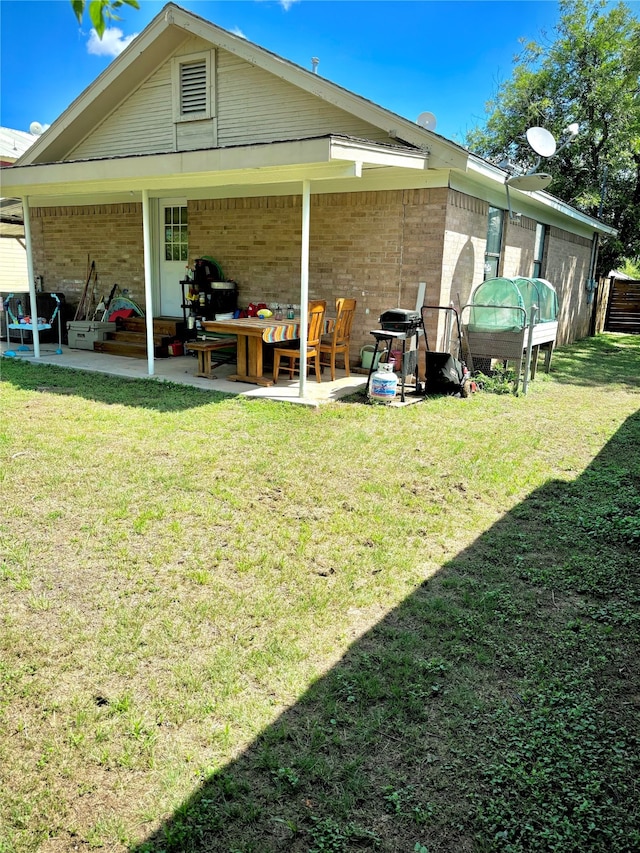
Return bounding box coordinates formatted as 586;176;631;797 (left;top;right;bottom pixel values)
298;179;311;399
21;196;40;358
141;189;155;376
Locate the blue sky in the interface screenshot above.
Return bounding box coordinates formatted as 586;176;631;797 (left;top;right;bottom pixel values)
1;1;638;145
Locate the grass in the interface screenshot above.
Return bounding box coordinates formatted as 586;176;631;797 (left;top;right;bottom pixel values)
0;332;639;853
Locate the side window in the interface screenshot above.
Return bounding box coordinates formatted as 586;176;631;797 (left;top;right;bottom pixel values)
172;51;213;123
484;206;504;279
533;223;547;278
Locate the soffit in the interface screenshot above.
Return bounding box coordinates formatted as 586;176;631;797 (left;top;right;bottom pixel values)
2;136;434;207
457;157;617;238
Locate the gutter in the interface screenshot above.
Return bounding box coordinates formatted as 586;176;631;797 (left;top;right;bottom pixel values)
466;155;617;238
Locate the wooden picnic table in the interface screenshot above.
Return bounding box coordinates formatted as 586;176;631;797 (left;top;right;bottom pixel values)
202;317;302;386
203;316;334;386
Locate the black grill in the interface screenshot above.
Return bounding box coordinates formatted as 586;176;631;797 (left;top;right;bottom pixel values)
379;308;422;332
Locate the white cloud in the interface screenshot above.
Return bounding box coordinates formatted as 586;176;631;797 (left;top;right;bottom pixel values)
257;0;300;9
231;26;247;39
87;27;138;58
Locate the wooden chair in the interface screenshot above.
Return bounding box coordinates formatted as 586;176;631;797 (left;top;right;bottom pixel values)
273;300;327;383
319;297;357;380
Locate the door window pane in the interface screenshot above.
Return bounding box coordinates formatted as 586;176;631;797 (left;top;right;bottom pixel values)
164;206;188;263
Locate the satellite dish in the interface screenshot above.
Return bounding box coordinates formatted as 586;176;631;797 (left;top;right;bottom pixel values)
416;111;437;131
507;173;553;191
29;121;44;136
526;126;556;158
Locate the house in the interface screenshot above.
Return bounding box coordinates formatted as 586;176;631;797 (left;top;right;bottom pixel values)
0;127;39;293
1;2;616;375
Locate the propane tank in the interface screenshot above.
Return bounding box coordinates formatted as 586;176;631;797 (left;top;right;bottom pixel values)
368;361;398;401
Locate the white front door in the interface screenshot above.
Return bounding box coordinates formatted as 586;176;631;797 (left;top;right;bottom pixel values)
158;201;188;317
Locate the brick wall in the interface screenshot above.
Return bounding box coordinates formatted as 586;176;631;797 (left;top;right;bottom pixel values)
191;188;449;360
442;191;488;306
545;226;592;344
441;193;595;346
502;216;537;278
433;192;488;351
30;204;145;308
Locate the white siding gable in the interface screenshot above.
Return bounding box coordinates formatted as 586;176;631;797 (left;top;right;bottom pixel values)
216;51;391;146
69;36;391;161
69;60;177;159
0;239;28;291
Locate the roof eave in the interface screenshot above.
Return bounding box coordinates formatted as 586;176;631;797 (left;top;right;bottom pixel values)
1;135;430;205
465;155;618;238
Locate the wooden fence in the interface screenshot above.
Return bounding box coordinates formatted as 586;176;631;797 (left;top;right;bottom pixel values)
604;278;640;334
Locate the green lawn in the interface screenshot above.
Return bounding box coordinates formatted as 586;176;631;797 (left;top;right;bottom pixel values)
1;333;639;853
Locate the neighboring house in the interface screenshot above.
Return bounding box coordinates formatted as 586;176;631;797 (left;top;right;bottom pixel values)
1;2;616;372
0;127;39;293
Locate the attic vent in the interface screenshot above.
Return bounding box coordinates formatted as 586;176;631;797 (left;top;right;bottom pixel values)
172;51;213;123
180;60;207;115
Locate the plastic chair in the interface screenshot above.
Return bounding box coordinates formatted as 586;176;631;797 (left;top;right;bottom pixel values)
319;297;356;380
273;300;327;383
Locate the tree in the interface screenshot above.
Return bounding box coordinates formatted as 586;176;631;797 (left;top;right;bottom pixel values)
71;0;139;39
466;0;640;275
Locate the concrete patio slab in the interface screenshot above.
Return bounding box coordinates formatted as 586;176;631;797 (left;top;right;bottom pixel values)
0;340;368;406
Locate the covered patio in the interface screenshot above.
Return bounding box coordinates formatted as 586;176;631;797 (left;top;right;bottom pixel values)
4;134;436;403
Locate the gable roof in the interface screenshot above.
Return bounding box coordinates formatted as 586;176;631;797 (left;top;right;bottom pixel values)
3;3;616;239
18;2;467;172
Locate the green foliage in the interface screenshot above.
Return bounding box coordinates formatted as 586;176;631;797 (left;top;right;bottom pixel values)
473;367;517;394
466;0;640;274
71;0;139;38
308;816;350;853
383;785;434;824
617;258;640;279
474;679;640;851
307;816;380;853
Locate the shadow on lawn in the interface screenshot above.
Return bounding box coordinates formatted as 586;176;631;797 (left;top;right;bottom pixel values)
0;359;231;412
132;410;640;853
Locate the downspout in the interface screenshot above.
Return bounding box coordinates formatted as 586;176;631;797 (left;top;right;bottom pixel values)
22;196;40;358
141;189;155;376
298;179;311;399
